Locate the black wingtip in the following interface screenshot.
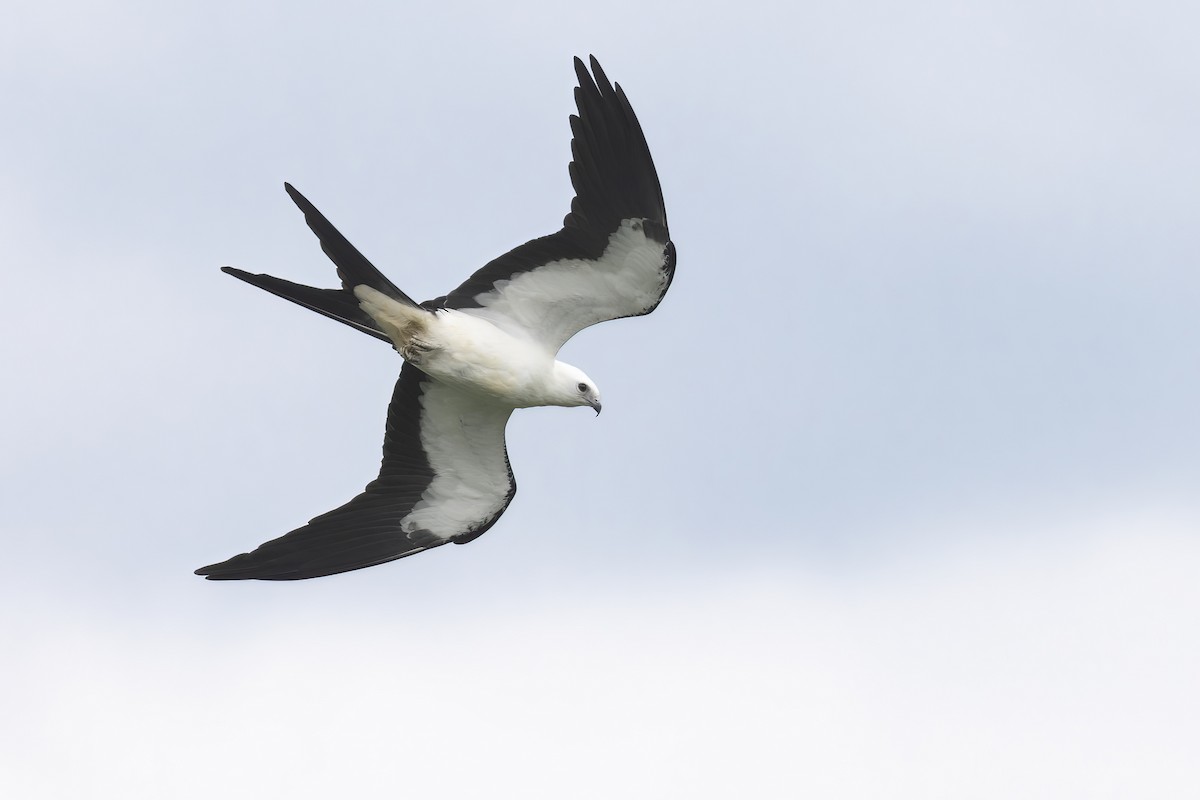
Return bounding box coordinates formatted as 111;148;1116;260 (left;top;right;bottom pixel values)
587;55;609;87
220;265;262;286
558;54;668;240
573;55;611;90
573;55;591;87
283;182;312;214
193;554;275;581
194;563;221;579
283;182;302;209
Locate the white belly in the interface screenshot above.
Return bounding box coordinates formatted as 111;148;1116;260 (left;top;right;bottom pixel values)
354;286;555;407
420;310;556;406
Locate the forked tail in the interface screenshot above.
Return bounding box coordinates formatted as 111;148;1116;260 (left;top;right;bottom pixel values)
221;183;428;341
283;183;422;308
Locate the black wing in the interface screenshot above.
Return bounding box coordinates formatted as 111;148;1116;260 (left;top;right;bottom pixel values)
196;364;515;580
437;55;676;352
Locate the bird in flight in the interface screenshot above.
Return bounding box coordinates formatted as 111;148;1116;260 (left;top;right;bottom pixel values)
196;56;675;580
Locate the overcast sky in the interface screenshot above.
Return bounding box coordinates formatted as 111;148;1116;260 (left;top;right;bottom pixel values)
3;1;1198;797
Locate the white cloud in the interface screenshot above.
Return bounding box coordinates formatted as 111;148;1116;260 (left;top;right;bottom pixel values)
7;510;1197;799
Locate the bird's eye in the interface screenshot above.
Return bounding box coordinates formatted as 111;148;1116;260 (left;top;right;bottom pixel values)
577;382;588;393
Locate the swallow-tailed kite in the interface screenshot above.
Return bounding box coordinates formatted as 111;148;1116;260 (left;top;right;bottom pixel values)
195;56;675;580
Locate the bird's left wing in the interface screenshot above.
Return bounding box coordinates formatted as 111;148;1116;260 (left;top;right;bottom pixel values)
195;364;515;580
435;56;676;353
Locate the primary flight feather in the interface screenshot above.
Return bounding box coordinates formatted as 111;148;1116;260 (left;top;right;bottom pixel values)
196;56;675;581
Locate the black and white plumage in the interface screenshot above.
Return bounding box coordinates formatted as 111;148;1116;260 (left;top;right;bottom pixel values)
196;56;675;581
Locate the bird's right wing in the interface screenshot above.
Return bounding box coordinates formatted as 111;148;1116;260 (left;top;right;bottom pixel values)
195;363;516;580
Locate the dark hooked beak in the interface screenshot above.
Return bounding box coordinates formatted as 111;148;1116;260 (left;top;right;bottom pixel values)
590;401;602;416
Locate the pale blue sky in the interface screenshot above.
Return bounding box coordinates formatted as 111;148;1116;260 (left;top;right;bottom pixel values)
2;1;1198;797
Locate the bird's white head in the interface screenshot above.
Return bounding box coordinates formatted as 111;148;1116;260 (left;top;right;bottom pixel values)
551;361;603;415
